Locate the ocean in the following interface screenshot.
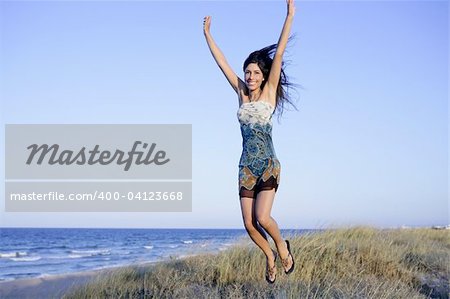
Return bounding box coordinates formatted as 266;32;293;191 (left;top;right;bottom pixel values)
0;228;308;281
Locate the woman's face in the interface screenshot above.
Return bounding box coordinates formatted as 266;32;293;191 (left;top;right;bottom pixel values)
245;63;264;91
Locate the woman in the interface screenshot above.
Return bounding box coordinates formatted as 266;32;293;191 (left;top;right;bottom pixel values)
203;0;296;284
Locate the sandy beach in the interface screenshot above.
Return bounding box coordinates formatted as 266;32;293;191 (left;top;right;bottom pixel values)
0;269;104;299
2;257;220;298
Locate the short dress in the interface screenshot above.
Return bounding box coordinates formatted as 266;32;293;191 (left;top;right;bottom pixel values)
237;100;281;198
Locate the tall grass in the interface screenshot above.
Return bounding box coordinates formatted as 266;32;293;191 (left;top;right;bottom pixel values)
64;226;449;298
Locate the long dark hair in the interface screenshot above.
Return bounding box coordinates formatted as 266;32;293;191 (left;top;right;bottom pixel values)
243;35;300;119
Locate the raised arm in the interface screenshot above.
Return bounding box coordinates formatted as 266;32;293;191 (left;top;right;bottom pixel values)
203;16;247;98
266;0;296;94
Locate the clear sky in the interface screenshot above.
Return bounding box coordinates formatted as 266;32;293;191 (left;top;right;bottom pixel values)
0;0;448;229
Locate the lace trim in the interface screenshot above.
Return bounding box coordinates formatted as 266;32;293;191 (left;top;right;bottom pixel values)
239;176;280;198
239;159;281;191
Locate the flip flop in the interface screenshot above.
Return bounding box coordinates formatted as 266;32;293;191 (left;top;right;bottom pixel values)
282;240;295;274
265;249;278;284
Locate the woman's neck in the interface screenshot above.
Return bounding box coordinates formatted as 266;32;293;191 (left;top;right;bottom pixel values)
248;90;262;102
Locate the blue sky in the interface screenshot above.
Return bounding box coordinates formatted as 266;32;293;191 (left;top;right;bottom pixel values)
0;0;447;229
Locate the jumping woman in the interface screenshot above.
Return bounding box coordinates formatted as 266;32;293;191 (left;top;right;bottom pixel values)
203;0;296;284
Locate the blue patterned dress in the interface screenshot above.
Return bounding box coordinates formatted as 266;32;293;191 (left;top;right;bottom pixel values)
237;101;281;198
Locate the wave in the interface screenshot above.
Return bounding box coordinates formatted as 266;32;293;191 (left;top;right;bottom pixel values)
37;273;54;279
31;245;68;250
182;240;193;244
144;246;154;249
0;251;28;258
48;255;74;260
69;249;111;258
68;255;84;259
2;272;42;281
10;256;41;262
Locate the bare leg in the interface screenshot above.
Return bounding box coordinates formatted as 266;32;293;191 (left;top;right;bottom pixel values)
255;189;293;271
240;197;276;267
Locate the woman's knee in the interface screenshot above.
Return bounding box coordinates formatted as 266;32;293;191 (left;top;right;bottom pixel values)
243;218;257;232
256;214;271;227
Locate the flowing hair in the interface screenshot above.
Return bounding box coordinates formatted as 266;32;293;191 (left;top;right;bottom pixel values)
243;35;300;120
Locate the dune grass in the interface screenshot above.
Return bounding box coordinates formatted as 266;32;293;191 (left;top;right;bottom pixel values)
64;226;449;298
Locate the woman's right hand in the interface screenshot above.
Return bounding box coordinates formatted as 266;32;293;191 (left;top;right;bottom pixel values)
286;0;295;17
203;16;211;35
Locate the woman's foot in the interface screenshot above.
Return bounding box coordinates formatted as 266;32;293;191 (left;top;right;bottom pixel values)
265;249;278;284
281;240;295;274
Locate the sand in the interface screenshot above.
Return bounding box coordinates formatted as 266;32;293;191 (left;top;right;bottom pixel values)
0;262;154;299
0;269;106;299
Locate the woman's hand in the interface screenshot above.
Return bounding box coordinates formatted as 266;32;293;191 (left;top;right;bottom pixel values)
203;16;211;35
287;0;295;17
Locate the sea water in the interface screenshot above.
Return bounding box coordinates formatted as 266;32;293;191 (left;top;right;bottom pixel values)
0;227;307;281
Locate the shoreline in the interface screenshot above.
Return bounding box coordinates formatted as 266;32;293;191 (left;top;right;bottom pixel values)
0;251;222;299
0;261;157;299
0;269;102;299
